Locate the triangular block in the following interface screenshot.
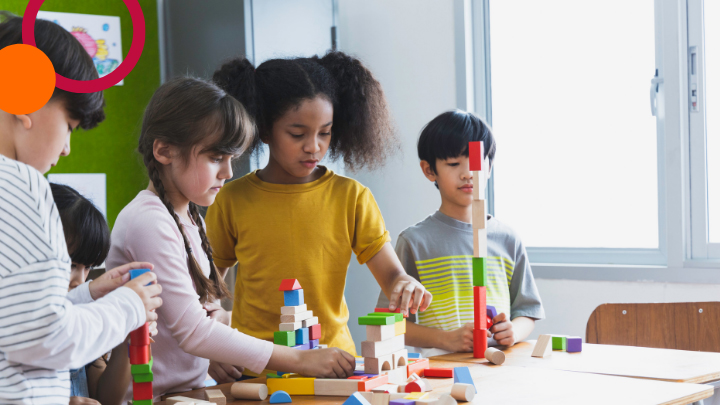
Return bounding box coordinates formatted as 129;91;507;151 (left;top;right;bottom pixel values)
279;279;302;291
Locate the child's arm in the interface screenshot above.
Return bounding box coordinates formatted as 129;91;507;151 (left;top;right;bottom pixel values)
405;321;477;353
490;313;535;347
366;243;432;316
92;341;132;405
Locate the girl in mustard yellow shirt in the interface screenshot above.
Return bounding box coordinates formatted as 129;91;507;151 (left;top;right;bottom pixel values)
206;52;433;382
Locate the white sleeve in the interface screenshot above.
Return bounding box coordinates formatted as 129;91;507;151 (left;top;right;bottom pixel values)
66;280;94;304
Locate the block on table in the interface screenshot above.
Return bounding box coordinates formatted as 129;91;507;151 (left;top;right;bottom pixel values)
532;334;553;358
450;383;475;402
230;382;268;400
269;390;292;404
204;389;226;405
567;336;583;352
314;378;359;396
552;336;568;351
423;368;453;378
452;367;476;393
267;377;315;395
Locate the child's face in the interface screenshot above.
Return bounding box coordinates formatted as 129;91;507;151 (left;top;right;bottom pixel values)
13;99;79;174
422;155;487;207
266;96;333;179
68;262;90;291
169;145;234;207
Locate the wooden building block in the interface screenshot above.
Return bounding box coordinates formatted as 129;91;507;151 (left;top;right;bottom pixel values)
484;347;505;365
279;279;302;291
381;365;408;385
394;319;406;336
129;268;151;280
130;357;152;375
389;399;415;405
472;258;486;287
468;141;483;171
369;313;404;323
406;358;430;377
452;367;475;393
404;379;426;393
166;397;210;405
436;394;458;405
309;323;321;340
129;345;150;365
486;305;497;321
274;331;296;347
361;335;405;358
473;286;487;328
374;307;404;315
309;339;319;349
424;368;453;378
230;382;268;400
130;323;150;346
132;372;153;383
472;172;485;200
302;316;318;328
295;327;309;345
473;228;487;257
269;391;292;404
371;393;390;405
267;377;315;395
366;324;396;342
532;334;553;358
472;329;487;359
552;335;568;351
314;378;359;396
567;336;583;352
204;389;226;405
280;310;313;324
472;200;486;229
407;353;422;359
279;322;301;332
283;289;304;306
344;392;372;405
281;304;307;315
372;384;400;393
359;374;389;392
132;400;153;405
450;383;475;402
360;316;395;326
293;343;310;350
393;349;409;369
132;381;153;400
404;392;429;400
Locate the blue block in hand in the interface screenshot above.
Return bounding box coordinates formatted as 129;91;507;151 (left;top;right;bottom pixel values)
129;268;151;280
284;289;304;306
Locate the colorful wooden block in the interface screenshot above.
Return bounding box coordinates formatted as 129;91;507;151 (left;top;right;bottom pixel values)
450;383;475;402
279;322;302;331
283;289;304;306
364;354;395;375
369;313;404;323
473;286;487;329
404;379;426;393
394;319;406;336
274;331;296;347
302;316;319;328
129;268;151;280
487;317;493;329
453;367;476;393
281;304;307;314
279;279;302;291
362;335;405;358
314;378;360;396
473;228;487;257
166;397;210;405
309;339;319;349
423;368;453;378
468;141;483;171
267;377;315;395
532;334;553;358
486;305;497;321
130;356;152;375
473;171;485;200
130;323;150;346
308;323;322;340
129;345;150;365
473;328;487;359
472;257;487;287
381;365;408;385
393;349;408;369
269;390;292;403
204;389;226;405
404;392;429;400
366;324;396;341
132;400;153;405
293;343;310;350
472;199;486;229
359;316;395;326
230;382;268;400
344;392;372;405
407;353;422;359
295;328;309;345
567;336;583;353
485;347;505;365
132;381;153;400
389;399;415;405
374;307;404;315
132;372;153;383
359;374;389;392
552;336;568;351
406;358;430;378
280;310;313;323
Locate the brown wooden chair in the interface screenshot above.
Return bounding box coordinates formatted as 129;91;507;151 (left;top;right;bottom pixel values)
586;302;720;352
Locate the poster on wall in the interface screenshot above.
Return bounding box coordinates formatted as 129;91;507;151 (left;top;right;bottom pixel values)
37;11;123;86
47;173;107;219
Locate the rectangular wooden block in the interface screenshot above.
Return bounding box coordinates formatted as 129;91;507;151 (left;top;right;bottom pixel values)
473;172;486;200
129;345;150;365
371;392;390;405
392;349;408;369
132;372;153;383
374;307;403;315
363;354;395;375
132;400;152;405
295;327;309;345
473;286;487;329
472;200;486;229
473;328;488;359
130;323;150;346
309;323;322;340
279;321;301;331
372;384;400;393
283;289;304;306
267;376;316;395
369;313;404;323
132;381;153;400
130;357;152;375
472;257;487;287
567;336;583;352
361;334;405;358
473;228;487;257
274;331;295;347
280;310;313;323
423;368;453;378
404;392;429;400
532;334;553;358
281;304;307;315
166;397;210;405
309;339;319;349
552;335;568;351
359;374;389;391
394;319;406;336
294;343;311;350
406;358;429;378
381;365;407;385
204;388;226;405
314;378;359;396
366;324;396;341
302;316;319;328
359;316;395;326
469;141;483;171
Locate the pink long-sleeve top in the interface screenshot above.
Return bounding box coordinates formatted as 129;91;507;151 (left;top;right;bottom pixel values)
106;190;273;399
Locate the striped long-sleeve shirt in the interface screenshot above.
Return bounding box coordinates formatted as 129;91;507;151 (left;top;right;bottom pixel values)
0;155;146;404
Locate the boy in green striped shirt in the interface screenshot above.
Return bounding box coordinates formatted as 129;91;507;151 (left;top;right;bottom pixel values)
377;110;544;357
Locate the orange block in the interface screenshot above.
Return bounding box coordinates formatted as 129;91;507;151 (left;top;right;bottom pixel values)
406;358;430;378
358;374;388;391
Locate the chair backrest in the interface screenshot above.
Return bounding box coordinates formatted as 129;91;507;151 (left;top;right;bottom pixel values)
586;302;720;352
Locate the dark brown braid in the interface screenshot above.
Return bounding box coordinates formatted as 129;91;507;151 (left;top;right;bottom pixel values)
189;202;231;299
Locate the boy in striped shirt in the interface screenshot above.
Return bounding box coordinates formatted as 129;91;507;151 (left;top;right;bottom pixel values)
377;110;544;357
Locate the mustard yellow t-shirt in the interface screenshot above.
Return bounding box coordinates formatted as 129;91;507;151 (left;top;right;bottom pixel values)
206;168;390;356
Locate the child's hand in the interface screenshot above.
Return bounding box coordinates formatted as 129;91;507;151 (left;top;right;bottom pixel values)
204;302;231;325
442;322;475;353
387;275;432;316
297;347;356;378
125;272;163;323
490;312;515;346
208;360;244;383
69;397;100;405
88;262;154;300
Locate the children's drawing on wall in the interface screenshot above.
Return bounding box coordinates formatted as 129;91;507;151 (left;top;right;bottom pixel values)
37;11;124;85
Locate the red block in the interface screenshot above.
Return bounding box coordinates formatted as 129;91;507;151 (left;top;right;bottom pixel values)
348;376;368;380
279;279;302;291
423;368;454;378
359;374;388;391
473;286;487;331
132;381;153;400
406;358;430;378
487;317;493;329
374;307;407;317
129;345;150;365
130;323;150;346
404;379;426;393
309;323;322;340
473;328;488;359
469;141;483;171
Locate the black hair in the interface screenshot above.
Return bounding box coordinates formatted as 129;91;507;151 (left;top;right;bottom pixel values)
0;12;105;129
417;110;496;175
50;183;110;268
212;51;398;171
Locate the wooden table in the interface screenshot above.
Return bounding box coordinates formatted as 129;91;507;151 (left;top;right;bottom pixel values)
157;359;713;405
431;341;720;384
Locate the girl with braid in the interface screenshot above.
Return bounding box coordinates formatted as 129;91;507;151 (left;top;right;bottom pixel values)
106;77;356;400
205;52;433;382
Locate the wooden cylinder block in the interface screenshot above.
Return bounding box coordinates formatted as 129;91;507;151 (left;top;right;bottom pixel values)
230;382;268;400
485;347;506;365
450;383;475;402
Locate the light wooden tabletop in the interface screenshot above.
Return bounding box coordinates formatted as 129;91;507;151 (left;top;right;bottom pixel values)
431;341;720;384
157;359;713;405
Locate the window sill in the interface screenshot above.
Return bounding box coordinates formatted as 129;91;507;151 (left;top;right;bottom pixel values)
532;262;720;283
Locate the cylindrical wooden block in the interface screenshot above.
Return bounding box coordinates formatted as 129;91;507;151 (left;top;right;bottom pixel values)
485;347;506;365
231;382;268;400
450;383;475;402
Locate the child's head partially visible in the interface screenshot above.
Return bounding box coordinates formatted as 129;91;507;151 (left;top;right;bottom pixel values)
418;110;496;208
0;14;105;173
50;183;110;290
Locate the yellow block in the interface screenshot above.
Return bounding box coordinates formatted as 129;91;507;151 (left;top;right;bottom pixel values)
404;392;429;400
395;319;406;336
267;377;316;395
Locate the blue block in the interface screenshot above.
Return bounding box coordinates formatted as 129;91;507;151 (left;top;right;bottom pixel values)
389;400;416;405
487;305;498;320
283;289;304;306
129;269;151;280
296;328;309;345
407;352;422;359
343;392;371;405
309;338;319;349
270;390;292;403
204;378;217;387
454;367;476;393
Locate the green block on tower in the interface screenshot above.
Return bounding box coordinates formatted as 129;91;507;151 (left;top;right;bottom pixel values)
359;315;395;325
131;356;153;375
552;336;567;351
274;331;296;347
133;400;152;405
368;312;403;323
472;257;487;287
132;372;153;383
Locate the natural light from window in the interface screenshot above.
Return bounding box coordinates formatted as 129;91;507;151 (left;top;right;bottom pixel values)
705;0;720;243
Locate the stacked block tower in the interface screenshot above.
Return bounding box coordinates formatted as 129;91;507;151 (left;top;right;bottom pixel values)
358;310;408;375
274;279;322;350
469;141;491;359
128;269;154;405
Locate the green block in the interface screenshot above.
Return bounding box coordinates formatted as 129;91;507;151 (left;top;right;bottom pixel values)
552;336;567;351
359;315;395;325
368;312;403;323
131;356;153;375
133;400;152;405
274;331;296;347
266;373;281;379
132;372;153;383
472;257;487;287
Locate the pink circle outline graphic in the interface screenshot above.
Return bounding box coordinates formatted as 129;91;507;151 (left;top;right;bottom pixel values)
22;0;146;93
